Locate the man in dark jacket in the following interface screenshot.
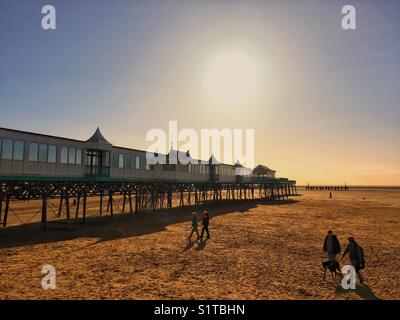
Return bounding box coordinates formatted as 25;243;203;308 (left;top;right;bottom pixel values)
323;230;341;261
342;236;365;283
200;210;210;240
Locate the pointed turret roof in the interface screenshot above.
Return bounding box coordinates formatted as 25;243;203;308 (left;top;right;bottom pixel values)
86;127;111;145
209;154;220;165
234;160;244;168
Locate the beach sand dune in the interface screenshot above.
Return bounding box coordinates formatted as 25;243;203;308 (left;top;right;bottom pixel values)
0;188;399;300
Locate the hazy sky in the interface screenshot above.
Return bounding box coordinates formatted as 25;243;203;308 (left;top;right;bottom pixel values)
1;0;399;185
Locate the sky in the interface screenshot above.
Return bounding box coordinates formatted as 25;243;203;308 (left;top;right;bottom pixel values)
0;0;399;185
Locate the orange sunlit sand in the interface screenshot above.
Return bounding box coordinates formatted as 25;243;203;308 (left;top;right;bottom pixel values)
1;188;399;300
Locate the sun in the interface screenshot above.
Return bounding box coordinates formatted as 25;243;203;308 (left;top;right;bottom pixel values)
203;49;261;107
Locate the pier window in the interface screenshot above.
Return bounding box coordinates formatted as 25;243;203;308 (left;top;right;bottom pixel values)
130;155;136;169
68;147;76;164
132;156;136;169
125;155;133;169
135;156;140;169
13;141;24;160
61;147;68;164
118;154;124;168
104;151;110;167
1;139;13;160
76;149;82;165
38;144;48;162
48;145;56;163
29;143;39;161
111;153;118;167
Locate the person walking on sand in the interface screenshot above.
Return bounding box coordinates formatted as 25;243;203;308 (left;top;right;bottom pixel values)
329;192;332;199
342;237;366;284
188;212;200;242
200;210;210;240
323;230;341;261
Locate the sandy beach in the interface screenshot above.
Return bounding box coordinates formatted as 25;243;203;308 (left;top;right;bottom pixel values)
0;187;399;300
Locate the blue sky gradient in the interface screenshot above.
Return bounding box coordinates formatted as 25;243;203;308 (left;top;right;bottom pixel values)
0;0;399;184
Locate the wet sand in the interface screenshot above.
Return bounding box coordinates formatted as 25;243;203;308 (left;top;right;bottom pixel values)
0;188;399;300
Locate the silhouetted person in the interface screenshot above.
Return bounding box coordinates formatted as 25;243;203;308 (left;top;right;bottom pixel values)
323;230;341;261
188;212;200;242
342;237;365;284
329;192;332;199
200;210;210;240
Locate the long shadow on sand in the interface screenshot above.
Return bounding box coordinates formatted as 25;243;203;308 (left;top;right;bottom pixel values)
334;274;381;300
0;199;297;249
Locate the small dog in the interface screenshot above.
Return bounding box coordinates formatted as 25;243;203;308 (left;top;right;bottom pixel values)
322;260;341;281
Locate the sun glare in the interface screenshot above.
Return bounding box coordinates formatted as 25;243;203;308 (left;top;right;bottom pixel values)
203;49;261;106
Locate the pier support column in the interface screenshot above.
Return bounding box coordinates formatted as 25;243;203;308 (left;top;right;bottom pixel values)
2;194;10;227
180;191;184;207
65;193;71;228
82;192;87;223
99;192;103;216
58;195;63;218
122;192;127;213
152;190;156;212
128;193;133;213
167;190;172;209
41;194;47;228
135;191;139;212
108;192;114;217
75;195;81;220
0;194;3;225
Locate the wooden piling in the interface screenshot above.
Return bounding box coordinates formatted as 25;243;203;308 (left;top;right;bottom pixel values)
109;193;114;217
3;194;10;227
99;192;103;216
41;194;47;228
82;193;87;222
65;193;71;228
75;195;81;220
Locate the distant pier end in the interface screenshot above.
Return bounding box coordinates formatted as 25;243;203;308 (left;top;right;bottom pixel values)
305;183;349;191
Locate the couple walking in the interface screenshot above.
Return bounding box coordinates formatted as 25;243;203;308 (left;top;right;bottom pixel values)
189;210;210;242
323;230;366;283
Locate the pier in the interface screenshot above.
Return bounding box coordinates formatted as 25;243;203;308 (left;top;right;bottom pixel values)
305;183;349;191
0;177;297;228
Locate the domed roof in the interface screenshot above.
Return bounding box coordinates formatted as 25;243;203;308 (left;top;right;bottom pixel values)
252;164;276;175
